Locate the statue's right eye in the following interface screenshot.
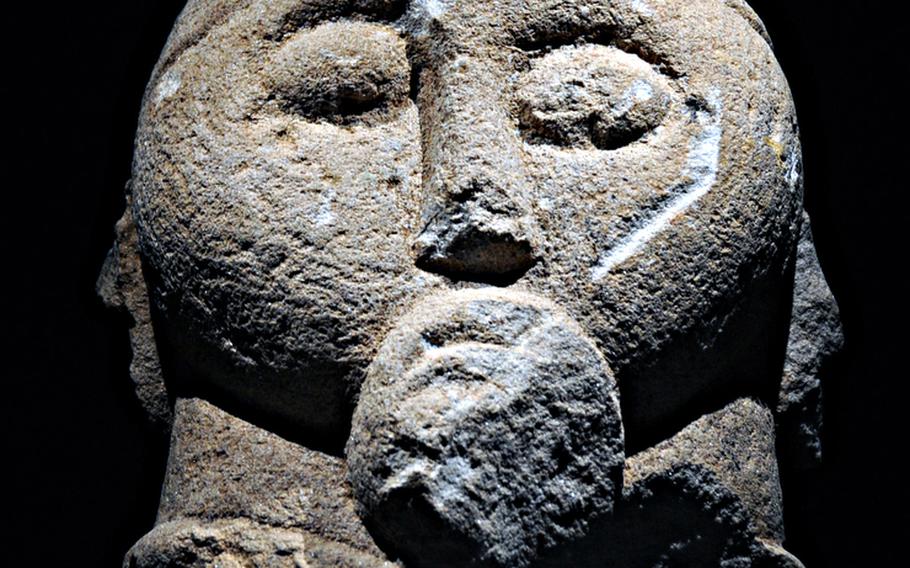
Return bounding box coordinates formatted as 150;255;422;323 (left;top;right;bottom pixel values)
268;22;411;125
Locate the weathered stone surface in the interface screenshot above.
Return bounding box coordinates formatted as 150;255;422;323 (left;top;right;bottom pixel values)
347;289;623;567
158;398;385;559
103;1;837;566
130;0;801;451
777;212;844;469
97;186;171;428
615;464;758;567
723;0;773;46
125;518;396;568
625;398;784;542
539;399;785;567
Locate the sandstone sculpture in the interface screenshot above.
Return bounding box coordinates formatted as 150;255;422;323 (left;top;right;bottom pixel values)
99;1;843;566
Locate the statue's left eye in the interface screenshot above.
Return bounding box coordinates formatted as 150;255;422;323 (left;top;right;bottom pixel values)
267;21;411;125
515;44;673;150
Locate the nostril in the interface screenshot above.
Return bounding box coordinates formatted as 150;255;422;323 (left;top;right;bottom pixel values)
414;216;538;285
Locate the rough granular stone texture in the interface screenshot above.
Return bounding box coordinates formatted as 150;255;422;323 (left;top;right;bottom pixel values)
533;462;757;567
156;398;386;560
125;518;397;568
777;212;844;469
101;1;842;566
536;399;790;567
97;187;171;428
624;398;784;542
130;0;801;452
347;289;623;567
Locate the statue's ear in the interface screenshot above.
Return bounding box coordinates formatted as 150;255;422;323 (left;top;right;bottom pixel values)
97;181;173;430
776;209;844;470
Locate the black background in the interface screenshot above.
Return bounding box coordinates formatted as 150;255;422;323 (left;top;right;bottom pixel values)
3;2;904;566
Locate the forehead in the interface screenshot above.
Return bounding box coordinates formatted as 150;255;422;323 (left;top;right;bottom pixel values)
241;0;739;81
160;1;770;88
263;0;635;48
275;0;615;29
401;0;618;43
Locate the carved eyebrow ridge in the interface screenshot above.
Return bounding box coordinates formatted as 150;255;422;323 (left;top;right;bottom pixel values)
268;0;409;41
154;0;410;84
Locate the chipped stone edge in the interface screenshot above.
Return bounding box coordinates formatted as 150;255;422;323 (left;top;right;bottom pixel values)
97;182;173;429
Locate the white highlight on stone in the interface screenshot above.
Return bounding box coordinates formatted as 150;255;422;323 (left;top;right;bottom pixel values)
592;90;724;280
315;184;335;227
384;460;430;493
787;150;801;192
407;0;454;36
613;79;655;117
419;0;452;19
630;0;655;17
318;48;362;67
631;80;655;102
153;68;182;106
435;456;474;506
537;197;554;211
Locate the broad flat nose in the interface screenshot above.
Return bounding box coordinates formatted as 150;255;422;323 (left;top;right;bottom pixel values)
413;55;539;284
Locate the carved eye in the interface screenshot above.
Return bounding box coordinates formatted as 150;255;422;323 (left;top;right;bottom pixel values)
516;45;672;150
268;22;410;125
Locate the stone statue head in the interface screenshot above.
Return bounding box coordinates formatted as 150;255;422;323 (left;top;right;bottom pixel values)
100;1;841;566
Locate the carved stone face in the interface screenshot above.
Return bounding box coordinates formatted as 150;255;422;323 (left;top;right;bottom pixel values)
115;1;820;565
134;0;800;447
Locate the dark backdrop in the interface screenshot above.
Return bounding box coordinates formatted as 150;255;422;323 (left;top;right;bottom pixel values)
4;2;903;566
